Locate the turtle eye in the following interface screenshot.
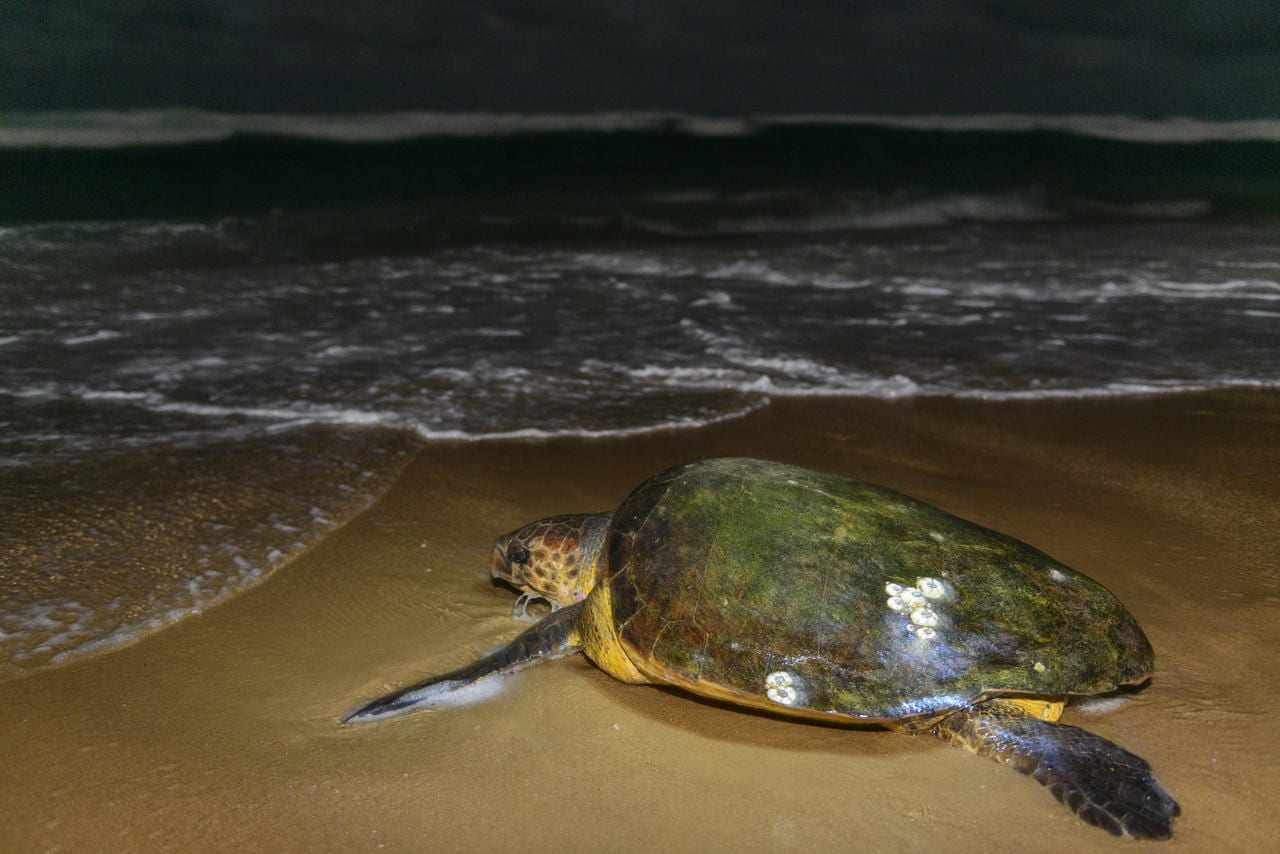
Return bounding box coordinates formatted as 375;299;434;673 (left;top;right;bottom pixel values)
507;543;531;566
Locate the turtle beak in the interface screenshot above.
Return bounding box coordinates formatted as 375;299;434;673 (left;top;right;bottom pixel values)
491;543;513;584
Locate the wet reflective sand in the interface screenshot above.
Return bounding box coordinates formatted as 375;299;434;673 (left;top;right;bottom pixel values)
2;391;1276;851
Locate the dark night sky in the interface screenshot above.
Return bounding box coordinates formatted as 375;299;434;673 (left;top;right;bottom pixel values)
4;1;1278;117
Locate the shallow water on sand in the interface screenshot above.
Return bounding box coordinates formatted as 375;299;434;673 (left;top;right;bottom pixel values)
4;216;1277;671
0;427;417;677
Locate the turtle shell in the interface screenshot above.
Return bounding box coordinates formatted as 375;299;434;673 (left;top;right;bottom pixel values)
603;458;1153;722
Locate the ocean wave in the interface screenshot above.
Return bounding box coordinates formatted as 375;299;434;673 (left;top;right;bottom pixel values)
1146;279;1280;300
705;190;1063;234
0;110;758;148
3;218;1276;461
15;373;1277;457
6;115;1276;226
558;247;1280;303
770;113;1280;144
403;395;773;442
4;109;1280;149
71;387;396;427
1077;198;1214;219
61;329;124;346
569;188;1216;239
950;378;1280;400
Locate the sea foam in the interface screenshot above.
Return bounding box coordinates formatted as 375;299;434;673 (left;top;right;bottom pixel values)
3;109;1280;149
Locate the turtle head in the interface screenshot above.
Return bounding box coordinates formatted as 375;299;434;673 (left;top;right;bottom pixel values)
491;512;613;609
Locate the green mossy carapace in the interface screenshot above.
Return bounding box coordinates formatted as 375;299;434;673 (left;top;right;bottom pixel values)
345;458;1179;839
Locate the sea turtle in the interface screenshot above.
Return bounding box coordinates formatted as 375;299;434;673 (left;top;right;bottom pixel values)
344;458;1179;839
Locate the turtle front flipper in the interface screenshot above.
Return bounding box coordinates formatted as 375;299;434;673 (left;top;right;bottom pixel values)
342;602;584;723
934;698;1180;839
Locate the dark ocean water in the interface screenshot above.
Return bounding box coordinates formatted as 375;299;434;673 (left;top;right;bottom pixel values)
2;111;1277;672
4;113;1280;226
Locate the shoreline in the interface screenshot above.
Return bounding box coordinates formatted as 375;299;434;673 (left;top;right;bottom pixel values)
3;390;1277;851
0;427;421;680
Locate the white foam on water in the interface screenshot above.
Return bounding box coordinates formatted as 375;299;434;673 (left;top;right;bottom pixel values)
11;559;270;669
705;260;803;286
0;599;98;661
0;110;720;148
695;190;1063;235
72;387;396;427
3;213;1278;674
1149;279;1280;300
689;290;735;308
403;395;773;442
62;329;123;345
951;378;1280;401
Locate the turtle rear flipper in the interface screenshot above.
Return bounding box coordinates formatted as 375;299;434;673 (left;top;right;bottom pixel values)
935;698;1180;840
342;602;584;723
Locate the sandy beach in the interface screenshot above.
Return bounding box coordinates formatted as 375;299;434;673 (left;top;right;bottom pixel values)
3;390;1278;852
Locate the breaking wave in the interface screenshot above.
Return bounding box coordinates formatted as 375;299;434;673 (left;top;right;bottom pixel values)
3;109;1280;148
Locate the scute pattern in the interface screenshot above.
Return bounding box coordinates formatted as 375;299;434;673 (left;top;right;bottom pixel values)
605;459;1153;721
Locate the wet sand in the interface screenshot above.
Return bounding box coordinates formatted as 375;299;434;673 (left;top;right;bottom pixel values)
3;391;1278;852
